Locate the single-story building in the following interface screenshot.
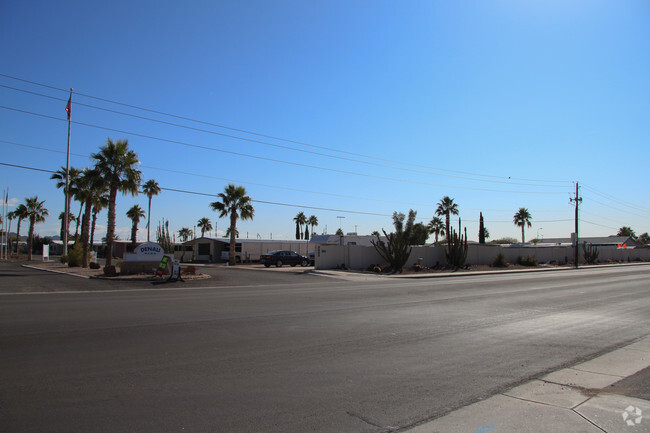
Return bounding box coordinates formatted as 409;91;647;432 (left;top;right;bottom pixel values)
184;237;310;263
535;236;643;249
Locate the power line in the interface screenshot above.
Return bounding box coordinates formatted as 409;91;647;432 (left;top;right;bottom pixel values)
581;183;650;214
0;83;573;188
0;72;573;185
0;105;569;195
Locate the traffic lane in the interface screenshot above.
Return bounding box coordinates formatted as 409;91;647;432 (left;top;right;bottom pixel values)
1;267;650;432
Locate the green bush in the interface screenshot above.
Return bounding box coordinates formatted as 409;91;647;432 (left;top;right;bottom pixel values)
60;254;69;264
492;253;507;267
67;243;87;267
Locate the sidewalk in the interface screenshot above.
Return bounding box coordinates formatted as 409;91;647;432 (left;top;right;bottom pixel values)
404;336;650;433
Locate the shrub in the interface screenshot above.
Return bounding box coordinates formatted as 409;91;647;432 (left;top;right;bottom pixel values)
67;244;88;267
517;255;538;267
492;253;507;268
89;262;101;270
60;254;68;264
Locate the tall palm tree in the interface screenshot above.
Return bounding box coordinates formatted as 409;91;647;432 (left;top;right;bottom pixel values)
12;204;28;255
210;184;254;266
435;196;459;244
513;207;533;243
308;215;318;238
92;138;142;268
197;217;213;238
50;166;81;251
427;216;445;244
126;204;146;248
142;179;161;242
294;211;307;240
24;196;48;261
76;168;104;267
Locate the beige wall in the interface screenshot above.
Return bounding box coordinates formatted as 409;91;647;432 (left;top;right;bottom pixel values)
315;244;650;270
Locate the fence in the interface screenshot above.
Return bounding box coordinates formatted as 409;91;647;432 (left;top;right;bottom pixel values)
314;244;650;270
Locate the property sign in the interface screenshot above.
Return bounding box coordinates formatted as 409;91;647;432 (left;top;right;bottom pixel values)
156;255;171;277
126;242;165;262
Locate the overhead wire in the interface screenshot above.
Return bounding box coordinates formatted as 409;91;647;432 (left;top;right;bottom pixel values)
0;105;569;195
0;73;573;185
0;83;575;188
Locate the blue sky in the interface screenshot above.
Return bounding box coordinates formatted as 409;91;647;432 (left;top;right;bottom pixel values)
1;0;649;242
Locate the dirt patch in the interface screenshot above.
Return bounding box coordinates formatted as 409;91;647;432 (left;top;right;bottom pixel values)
24;261;210;281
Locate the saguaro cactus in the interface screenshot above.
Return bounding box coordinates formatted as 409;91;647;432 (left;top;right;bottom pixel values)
445;226;468;268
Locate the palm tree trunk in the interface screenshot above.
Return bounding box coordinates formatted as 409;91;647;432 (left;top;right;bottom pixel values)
15;219;22;255
521;226;525;243
74;202;83;241
91;209;98;249
27;217;35;261
147;196;152;242
131;222;137;249
105;186;118;268
81;196;93;268
229;213;237;266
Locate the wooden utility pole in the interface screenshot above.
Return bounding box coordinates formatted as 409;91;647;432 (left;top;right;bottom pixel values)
63;88;73;256
570;182;582;268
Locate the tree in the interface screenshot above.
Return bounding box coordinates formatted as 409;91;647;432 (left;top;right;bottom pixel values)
126;204;146;248
197;217;213;238
371;211;415;272
427;216;445;244
639;233;650;245
58;211;76;243
24;196;49;261
305;225;310;240
478;212;488;244
308;215;319;238
335;228;344;236
435;196;459;244
617;226;636;238
90;190;109;249
76;168;104;267
50;166;81;251
178;227;193;261
11;204;28;255
92;138;142;268
294;212;307;240
513;207;533;243
142;179;161;242
210;184;254;266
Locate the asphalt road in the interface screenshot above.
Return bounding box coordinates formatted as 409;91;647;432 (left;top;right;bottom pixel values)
1;262;649;433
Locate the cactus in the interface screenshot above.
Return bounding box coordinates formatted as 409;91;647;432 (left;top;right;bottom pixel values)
156;218;174;254
582;241;599;264
445;226;468;268
371;228;412;273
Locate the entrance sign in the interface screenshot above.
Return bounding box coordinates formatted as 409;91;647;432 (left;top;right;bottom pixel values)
125;242;165;262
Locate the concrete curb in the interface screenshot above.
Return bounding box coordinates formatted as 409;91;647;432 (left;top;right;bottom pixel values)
403;336;650;433
21;263;91;279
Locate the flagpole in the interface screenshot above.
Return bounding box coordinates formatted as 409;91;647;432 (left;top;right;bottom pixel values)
63;88;73;256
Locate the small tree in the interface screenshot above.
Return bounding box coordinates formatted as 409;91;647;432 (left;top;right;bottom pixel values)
617;226;636;238
371;211;417;272
126;204;146;248
24;196;49;261
478;212;487;244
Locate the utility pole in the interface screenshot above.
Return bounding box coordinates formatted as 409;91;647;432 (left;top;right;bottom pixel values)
63;88;73;256
569;182;582;268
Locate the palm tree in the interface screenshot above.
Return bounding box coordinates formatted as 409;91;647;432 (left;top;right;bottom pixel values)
12;204;28;255
126;204;146;248
142;179;161;242
178;227;193;261
91;138;142;268
435;196;459;244
427;216;445;244
308;215;318;238
210;184;254;266
513;207;533;243
294;212;307;240
76;168;104;267
50;166;81;251
58;212;76;243
90;190;109;249
24;196;49;261
197;217;213;238
617;226;636;238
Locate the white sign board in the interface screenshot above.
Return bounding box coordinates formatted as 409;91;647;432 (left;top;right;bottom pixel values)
124;242;165;262
42;244;49;261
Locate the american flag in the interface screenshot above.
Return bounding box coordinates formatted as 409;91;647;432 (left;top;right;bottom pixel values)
65;95;71;120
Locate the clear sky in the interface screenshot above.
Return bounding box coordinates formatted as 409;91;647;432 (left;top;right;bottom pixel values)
1;0;649;243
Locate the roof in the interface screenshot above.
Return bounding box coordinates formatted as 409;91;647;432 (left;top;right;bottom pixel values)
537;236;641;247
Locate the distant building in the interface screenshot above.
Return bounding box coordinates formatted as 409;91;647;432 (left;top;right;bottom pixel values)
534;236;642;249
